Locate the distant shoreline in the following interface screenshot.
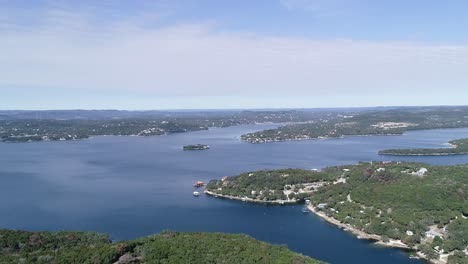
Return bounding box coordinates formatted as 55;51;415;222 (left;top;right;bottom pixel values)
242;133;403;144
379;152;468;156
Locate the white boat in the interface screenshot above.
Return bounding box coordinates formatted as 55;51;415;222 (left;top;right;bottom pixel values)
193;191;200;196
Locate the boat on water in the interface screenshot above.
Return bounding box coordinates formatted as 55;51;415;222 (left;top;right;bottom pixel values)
193;181;205;187
193;191;200;196
302;207;309;213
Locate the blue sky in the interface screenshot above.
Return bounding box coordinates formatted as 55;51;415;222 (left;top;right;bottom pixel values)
1;0;467;109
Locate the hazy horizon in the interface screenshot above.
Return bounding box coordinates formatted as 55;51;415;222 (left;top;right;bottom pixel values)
1;104;468;112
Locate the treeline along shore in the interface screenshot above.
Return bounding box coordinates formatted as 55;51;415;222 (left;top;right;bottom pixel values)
4;106;468;144
379;138;468;156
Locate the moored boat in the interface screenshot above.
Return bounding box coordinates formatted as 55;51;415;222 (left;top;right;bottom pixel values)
194;181;205;187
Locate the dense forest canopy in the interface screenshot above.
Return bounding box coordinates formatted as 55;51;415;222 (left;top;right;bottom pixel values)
0;230;324;264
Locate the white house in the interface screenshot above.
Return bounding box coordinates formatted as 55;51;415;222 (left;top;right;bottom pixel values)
425;230;443;239
416;168;428;176
317;203;327;209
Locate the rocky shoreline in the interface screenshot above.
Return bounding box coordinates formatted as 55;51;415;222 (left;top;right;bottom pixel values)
305;205;447;264
306;205;409;248
205;190;448;264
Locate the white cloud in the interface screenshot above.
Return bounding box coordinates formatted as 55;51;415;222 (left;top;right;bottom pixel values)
0;6;467;100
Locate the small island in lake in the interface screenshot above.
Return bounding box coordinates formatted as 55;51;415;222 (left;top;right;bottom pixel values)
379;138;468;156
183;144;210;151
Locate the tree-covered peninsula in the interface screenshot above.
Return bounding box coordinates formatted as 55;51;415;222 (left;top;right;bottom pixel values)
379;138;468;156
241;106;468;143
0;229;324;264
207;162;468;264
206;168;343;203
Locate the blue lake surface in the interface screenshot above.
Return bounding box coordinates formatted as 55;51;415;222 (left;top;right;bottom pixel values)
1;124;468;264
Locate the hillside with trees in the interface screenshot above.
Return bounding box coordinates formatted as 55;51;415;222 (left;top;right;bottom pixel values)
0;230;324;264
208;162;468;263
241;106;468;143
206;168;343;202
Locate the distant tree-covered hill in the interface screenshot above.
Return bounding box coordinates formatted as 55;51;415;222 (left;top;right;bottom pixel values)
0;230;324;264
241;106;468;143
0;110;321;143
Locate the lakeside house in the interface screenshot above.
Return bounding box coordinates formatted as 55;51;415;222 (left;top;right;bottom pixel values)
333;177;347;184
317;203;327;209
415;168;428;176
425;230;444;239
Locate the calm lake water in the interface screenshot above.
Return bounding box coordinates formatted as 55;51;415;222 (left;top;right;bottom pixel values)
1;124;468;264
